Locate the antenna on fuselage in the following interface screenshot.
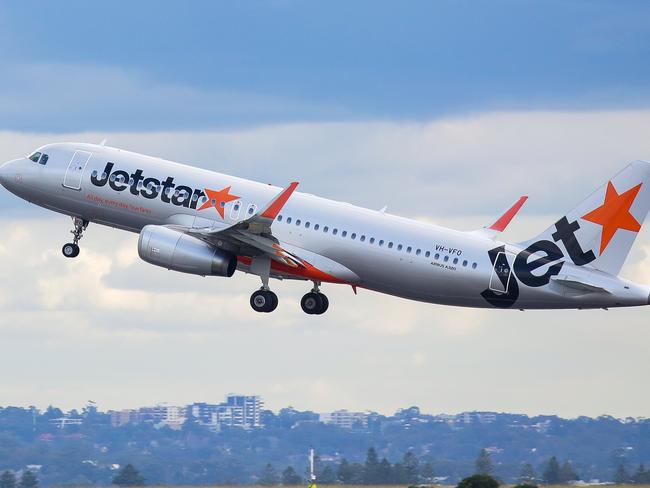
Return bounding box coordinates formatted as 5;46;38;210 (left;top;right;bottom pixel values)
379;205;388;214
99;138;108;147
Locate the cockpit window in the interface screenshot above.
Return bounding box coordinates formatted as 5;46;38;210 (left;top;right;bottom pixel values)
28;152;49;165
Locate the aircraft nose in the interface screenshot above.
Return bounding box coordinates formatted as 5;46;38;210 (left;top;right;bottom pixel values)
0;160;12;187
0;159;21;189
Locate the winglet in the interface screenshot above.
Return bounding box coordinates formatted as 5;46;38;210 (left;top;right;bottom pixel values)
488;195;528;232
260;182;299;220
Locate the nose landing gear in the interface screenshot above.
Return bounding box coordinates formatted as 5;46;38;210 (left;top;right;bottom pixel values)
62;217;88;258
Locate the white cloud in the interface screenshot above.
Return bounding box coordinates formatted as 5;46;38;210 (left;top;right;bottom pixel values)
0;110;649;417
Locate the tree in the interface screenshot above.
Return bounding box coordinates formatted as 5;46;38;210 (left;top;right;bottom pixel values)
420;461;435;483
543;457;561;485
337;459;354;484
281;467;302;485
112;464;145;487
633;464;650;484
18;471;37;488
0;472;16;488
260;464;279;486
403;451;420;484
457;474;499;488
319;465;336;484
519;463;536;484
559;460;579;483
378;458;392;484
476;449;493;475
614;464;630;484
363;447;380;484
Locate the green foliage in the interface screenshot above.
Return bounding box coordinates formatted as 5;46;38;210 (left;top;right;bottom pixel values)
614;464;630;484
633;464;650;484
18;471;37;488
475;449;492;475
281;466;301;485
543;456;561;485
519;463;536;484
457;473;500;488
513;484;538;488
363;447;380;484
112;464;145;487
0;471;16;488
260;463;279;486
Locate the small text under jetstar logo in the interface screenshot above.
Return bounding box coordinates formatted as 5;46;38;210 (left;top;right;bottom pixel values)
90;162;240;218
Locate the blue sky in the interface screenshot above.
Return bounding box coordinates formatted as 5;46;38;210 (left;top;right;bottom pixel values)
2;0;650;131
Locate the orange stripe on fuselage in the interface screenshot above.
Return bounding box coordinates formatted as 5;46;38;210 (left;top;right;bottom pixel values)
237;256;347;284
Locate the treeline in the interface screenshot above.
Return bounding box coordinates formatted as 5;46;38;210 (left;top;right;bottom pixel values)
258;448;650;486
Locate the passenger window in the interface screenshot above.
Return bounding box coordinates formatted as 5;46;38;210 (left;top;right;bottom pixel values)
40;154;49;165
360;235;365;242
463;260;468;267
388;242;393;249
407;247;412;253
472;262;478;269
453;257;459;265
434;253;440;260
351;233;356;240
287;217;292;224
397;244;402;251
333;229;338;235
341;231;347;237
305;222;310;229
277;215;283;222
379;240;384;247
444;256;449;263
29;152;42;163
296;219;301;226
324;226;328;233
425;251;430;258
416;249;421;256
370;237;375;244
314;224;319;230
247;204;257;215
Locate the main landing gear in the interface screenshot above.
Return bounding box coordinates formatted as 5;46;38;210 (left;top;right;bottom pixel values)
248;265;330;315
62;217;88;259
250;288;279;313
300;282;329;315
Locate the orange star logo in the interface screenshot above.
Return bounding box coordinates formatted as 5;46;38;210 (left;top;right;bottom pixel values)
198;186;240;218
581;181;643;254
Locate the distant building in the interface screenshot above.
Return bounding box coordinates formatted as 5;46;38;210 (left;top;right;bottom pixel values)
320;409;369;429
110;409;138;427
189;394;263;430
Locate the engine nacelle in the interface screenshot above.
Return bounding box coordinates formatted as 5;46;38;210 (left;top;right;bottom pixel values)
138;225;237;277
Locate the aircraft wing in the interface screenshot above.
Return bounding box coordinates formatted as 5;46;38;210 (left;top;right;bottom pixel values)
187;182;359;283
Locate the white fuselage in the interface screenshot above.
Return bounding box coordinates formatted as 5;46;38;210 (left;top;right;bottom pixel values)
1;142;648;310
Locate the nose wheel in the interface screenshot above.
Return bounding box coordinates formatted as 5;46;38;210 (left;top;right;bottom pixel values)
62;217;88;259
250;289;278;313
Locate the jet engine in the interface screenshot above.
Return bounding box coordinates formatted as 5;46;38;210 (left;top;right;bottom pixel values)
138;225;237;277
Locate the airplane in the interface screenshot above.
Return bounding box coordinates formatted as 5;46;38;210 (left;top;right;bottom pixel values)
0;142;649;314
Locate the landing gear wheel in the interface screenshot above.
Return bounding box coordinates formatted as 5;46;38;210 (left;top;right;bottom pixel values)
250;290;278;313
62;243;80;258
320;293;329;314
301;292;328;315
